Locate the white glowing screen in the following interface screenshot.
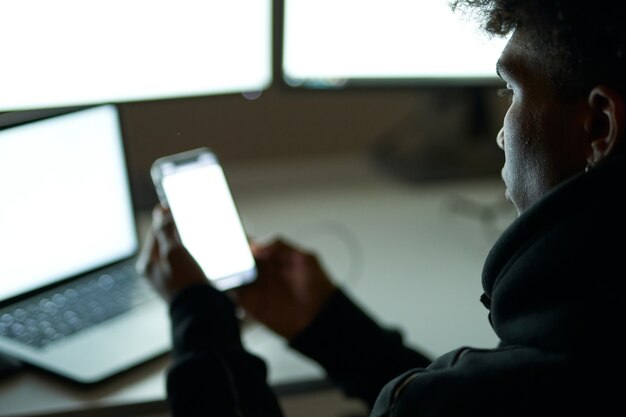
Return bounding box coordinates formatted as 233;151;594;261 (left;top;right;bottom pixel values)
283;0;508;86
0;105;138;301
161;156;256;290
0;0;272;111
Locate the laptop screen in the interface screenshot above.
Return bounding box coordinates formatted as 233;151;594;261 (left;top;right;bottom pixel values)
0;105;138;302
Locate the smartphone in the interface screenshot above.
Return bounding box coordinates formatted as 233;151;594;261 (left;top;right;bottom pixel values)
150;147;256;291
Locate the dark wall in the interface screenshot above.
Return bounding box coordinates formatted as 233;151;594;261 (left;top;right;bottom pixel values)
120;84;508;209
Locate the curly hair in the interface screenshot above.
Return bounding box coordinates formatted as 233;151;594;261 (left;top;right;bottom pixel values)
450;0;626;98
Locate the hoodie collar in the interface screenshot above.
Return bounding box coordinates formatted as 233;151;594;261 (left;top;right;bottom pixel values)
482;153;626;300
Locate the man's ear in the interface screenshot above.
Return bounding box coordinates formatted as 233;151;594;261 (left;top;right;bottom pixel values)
585;85;626;166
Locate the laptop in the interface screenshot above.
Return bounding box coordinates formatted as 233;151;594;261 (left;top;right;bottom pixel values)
0;104;170;384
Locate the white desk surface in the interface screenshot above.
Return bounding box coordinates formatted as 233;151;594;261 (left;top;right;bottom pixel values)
0;153;517;417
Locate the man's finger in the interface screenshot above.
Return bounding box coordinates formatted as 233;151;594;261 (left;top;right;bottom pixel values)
136;229;158;276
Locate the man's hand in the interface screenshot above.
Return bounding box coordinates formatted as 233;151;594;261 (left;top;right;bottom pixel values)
232;239;337;340
136;205;209;302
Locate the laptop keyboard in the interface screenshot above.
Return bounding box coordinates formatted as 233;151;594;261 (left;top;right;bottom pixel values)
0;261;159;349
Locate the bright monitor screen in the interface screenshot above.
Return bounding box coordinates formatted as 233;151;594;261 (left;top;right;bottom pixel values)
0;0;272;111
282;0;508;88
0;105;138;302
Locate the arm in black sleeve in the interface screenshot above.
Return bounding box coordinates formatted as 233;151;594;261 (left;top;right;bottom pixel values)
289;288;432;408
167;283;284;417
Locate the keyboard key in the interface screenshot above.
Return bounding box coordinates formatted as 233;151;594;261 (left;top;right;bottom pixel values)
0;261;158;349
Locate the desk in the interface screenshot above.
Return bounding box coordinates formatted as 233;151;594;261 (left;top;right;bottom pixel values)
0;153;516;417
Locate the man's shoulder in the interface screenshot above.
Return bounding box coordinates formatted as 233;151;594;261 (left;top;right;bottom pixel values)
371;344;602;416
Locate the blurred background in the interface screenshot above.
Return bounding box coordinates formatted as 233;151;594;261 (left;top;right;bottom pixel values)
0;0;509;210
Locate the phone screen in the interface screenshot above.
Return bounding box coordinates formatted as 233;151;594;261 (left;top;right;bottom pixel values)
157;152;256;290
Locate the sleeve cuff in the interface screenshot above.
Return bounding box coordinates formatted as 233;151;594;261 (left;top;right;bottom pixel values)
289;288;379;360
169;283;243;356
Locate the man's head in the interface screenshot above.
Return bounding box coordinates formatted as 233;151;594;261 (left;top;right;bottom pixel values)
452;0;626;213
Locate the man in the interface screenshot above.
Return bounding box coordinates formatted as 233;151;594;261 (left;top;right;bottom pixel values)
138;1;626;415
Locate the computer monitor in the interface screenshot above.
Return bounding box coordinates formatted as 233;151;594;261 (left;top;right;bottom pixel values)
0;0;272;112
279;0;509;180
